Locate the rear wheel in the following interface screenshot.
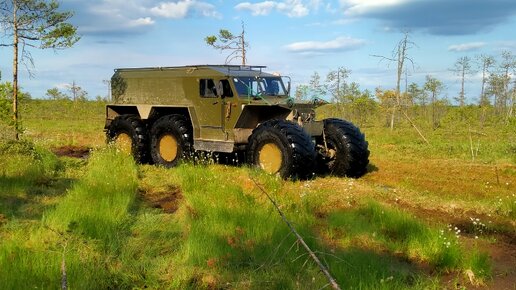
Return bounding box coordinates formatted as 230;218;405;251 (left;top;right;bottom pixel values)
317;118;369;177
106;114;149;163
150;115;192;168
247;119;315;179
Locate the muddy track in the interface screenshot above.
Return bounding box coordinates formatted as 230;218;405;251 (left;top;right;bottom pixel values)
139;185;182;214
52;145;91;159
386;198;516;244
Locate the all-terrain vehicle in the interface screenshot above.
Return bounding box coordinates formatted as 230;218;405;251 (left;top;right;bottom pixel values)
104;65;369;178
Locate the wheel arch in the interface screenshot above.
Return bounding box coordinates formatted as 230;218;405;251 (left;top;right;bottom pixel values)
105;105;198;138
235;105;292;129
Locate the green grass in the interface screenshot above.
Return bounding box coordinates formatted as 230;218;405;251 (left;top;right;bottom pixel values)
134;165;435;289
0;100;512;289
20;99;106;147
324;201;492;276
43;147;138;252
0;145;132;289
0;141;498;289
0;140;62;218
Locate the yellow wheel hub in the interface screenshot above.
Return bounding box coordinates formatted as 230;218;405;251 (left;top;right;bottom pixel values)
116;133;132;154
258;143;283;174
159;134;178;162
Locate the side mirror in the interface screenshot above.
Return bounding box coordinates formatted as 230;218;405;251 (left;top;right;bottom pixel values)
282;76;291;96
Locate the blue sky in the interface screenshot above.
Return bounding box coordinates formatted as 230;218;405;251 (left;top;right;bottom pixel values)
1;0;515;103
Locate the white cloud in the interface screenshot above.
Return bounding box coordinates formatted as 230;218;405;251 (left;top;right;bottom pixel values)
285;36;366;53
235;0;309;18
235;1;276;16
151;2;190;18
150;0;221;19
128;17;156;27
448;42;486;52
68;0;222;36
55;83;70;90
340;0;408;15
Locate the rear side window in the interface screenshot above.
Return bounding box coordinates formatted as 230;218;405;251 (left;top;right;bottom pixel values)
200;79;234;98
200;79;216;98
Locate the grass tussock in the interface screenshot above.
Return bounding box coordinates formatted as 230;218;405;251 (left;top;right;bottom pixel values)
44;147;138;251
326;201;491;281
0;140;62;218
0;147;138;289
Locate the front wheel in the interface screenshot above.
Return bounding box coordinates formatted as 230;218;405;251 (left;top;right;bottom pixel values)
150;115;192;168
316;118;369;177
247;119;315;179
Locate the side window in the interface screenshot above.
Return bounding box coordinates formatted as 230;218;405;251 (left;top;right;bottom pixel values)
200;79;234;98
200;79;216;98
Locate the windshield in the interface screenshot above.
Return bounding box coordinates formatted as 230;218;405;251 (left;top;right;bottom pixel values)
233;77;287;98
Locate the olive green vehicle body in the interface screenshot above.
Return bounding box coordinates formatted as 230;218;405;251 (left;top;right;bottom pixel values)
105;65;324;153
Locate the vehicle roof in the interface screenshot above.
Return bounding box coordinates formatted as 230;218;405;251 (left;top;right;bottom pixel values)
114;65;279;77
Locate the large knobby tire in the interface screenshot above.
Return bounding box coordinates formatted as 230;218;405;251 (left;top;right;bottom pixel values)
150;115;193;168
106;114;149;163
317;118;369;177
247;119;315;179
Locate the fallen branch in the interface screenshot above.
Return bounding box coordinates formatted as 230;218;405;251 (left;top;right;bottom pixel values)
61;242;68;290
469;127;475;161
401;110;429;145
251;177;341;290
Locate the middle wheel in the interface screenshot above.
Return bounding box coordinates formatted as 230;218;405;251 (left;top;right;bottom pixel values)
247;119;315;179
150;115;192;168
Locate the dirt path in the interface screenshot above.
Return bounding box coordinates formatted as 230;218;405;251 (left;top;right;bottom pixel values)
51;145;91;159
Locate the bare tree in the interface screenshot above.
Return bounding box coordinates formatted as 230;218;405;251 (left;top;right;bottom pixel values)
0;0;79;140
451;56;474;107
372;31;416;130
205;21;249;65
